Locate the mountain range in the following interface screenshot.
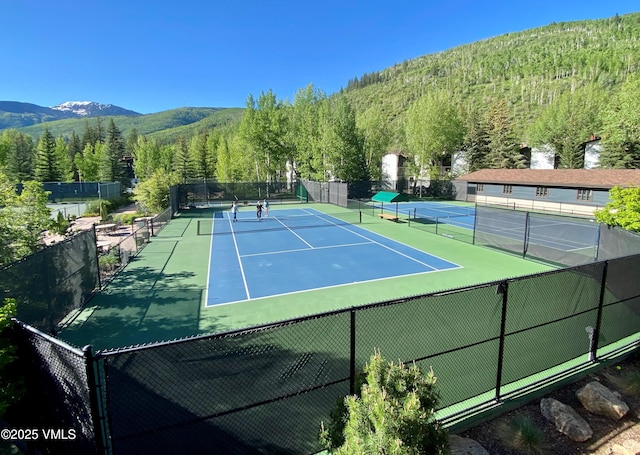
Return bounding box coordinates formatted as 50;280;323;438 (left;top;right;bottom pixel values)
0;101;244;143
0;100;141;128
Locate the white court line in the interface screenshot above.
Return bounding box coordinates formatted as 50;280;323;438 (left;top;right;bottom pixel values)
205;267;451;308
203;211;215;308
274;217;314;248
300;209;442;271
240;241;373;258
228;214;251;300
204;208;464;308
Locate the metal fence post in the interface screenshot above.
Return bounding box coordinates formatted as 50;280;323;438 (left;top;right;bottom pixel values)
93;225;102;290
495;281;509;402
350;309;356;395
590;261;609;362
83;345;109;455
522;212;530;259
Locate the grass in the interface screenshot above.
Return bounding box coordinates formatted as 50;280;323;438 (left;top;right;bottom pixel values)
496;414;550;455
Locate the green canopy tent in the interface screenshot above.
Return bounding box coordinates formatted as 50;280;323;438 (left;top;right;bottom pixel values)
371;191;410;221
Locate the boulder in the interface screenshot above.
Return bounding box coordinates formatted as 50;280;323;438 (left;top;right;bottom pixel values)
540;397;593;442
576;381;629;420
449;434;490;455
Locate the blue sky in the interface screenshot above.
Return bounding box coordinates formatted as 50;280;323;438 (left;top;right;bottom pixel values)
1;1;636;114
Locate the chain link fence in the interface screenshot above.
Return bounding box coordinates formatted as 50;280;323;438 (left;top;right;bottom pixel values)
16;181;123;203
8;322;102;455
12;251;639;454
0;230;99;334
172;181;300;209
5;190;640;454
74;254;638;454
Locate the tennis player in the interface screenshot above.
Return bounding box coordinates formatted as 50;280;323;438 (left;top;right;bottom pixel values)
231;201;238;222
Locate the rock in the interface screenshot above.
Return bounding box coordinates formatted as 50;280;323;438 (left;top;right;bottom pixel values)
449;434;489;455
540;397;593;442
576;381;629;420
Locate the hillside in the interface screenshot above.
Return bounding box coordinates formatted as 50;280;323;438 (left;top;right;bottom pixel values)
340;12;640;145
4;12;640;144
0;101;76;129
15;107;243;141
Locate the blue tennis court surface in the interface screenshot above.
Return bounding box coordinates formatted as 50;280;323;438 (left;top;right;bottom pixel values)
205;207;461;306
374;201;475;228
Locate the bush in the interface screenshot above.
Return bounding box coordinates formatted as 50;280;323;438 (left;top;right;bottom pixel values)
496;414;549;455
0;299;23;418
84;199;112;218
113;212;140;226
320;350;449;454
82;195;133;219
99;249;120;272
49;211;70;236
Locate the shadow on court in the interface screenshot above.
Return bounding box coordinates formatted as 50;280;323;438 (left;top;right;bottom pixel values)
60;266;210;350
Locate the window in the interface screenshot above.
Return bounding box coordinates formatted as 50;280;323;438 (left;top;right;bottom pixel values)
502;185;513;194
476;183;484;192
535;186;548;198
577;189;593;201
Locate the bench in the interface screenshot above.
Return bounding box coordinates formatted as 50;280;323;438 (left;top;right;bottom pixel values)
378;213;399;222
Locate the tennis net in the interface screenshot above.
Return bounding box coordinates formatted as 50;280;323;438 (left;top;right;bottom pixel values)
408;213;475;243
196;211;361;235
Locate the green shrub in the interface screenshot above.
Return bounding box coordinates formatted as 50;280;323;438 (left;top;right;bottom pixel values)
49;211;70;236
84;200;112;217
83;195;132;219
99;249;120;271
320;350;449;454
0;299;23;418
496;414;549;455
113;212;140;226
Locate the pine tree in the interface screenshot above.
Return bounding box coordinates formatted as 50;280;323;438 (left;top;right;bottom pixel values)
34;128;60;181
68;131;83;181
2;130;35;183
461;105;490;172
320;350;449;454
172;136;192;183
190;132;215;182
100;119;128;185
485;99;526;169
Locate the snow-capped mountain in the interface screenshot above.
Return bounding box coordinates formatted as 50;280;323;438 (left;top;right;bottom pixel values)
51;101;141;117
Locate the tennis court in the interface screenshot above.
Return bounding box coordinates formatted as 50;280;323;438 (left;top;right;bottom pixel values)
203;207;460;306
60;202;554;350
372;200;476;230
475;208;599;251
